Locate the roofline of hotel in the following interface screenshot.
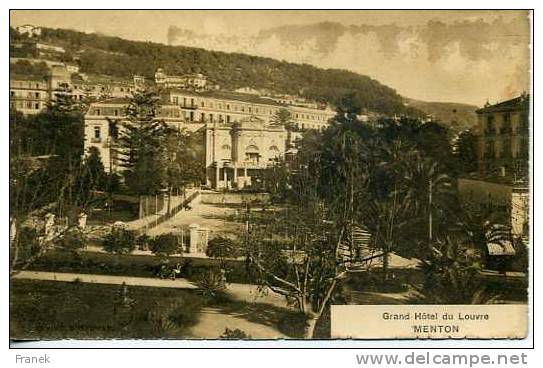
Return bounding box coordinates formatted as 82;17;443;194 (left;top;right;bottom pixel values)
166;89;335;112
476;95;530;114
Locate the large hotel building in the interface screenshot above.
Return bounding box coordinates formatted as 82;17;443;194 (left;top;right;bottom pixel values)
10;60;336;190
458;94;530;239
84;87;336;190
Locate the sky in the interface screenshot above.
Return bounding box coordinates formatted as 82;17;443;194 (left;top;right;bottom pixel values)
10;10;531;106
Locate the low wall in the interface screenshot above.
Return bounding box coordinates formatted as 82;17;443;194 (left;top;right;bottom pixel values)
200;192;270;205
131;190;200;235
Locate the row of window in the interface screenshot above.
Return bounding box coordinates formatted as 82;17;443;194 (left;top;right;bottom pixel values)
171;95;330;122
92;107;182;119
220;144;280;152
10;81;46;89
196;111;325;131
483;138;528;159
73;84;132;93
93;108;120;117
294;112;325;121
10;91;45;99
10;100;42;110
485;113;529;134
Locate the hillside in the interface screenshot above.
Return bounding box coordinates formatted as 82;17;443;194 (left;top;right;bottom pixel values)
404;98;479;131
10;27;419;116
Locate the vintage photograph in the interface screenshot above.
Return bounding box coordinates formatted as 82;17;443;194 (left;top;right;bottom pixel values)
9;10;531;341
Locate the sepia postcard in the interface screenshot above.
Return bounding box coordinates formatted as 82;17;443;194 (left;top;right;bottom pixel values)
9;9;531;342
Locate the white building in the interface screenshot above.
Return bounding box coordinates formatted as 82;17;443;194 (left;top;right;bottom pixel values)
206;116;289;189
9;75;50;115
16;25;42;37
165;89;336;131
155;68;209;90
35;43;65;54
84;98;202;173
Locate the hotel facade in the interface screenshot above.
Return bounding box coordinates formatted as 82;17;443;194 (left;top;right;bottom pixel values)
84;89;336;189
458;94;530;238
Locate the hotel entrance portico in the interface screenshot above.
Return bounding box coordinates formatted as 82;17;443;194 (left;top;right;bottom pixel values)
209;160;270;190
205;116;288;190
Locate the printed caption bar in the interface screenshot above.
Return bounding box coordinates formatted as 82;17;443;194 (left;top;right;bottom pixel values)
331;305;528;339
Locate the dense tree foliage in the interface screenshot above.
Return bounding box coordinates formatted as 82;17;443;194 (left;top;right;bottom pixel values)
159;126;206;206
454;130;479;174
10;60;49;78
206;236;240;259
102;228;136;255
149;234;181;257
247;107;513;335
9;106;87;219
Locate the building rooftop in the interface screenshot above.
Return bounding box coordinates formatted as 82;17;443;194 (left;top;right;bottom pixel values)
90;97;182;106
167;88;334;112
90;97;131;105
168;88;287;107
72;73;133;86
477;94;530;114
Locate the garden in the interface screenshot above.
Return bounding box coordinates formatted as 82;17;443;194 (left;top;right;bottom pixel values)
10;279;311;340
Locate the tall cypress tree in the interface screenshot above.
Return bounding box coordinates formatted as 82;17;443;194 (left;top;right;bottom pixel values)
116;89;167;205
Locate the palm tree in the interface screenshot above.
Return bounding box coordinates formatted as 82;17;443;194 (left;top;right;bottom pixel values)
361;139;415;280
271;108;296;150
450;205;512;266
402;153;454;258
412;204;512;304
412;236;502;304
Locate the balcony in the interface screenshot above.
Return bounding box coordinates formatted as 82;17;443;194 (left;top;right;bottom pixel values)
90;137;102;143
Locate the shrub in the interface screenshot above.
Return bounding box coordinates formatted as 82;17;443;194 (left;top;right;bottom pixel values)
135;234;150;251
54;227;86;254
181;258;195;278
206;236;240;259
277;311;308;338
220;327;251;339
146;298;201;336
168;301;200;327
194;267;228;300
102;228;136;255
14;226;42;258
149;234;181;257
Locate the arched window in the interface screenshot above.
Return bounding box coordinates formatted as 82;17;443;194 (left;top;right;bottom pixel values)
269;145;280;152
221;144;231;150
245;145;260;164
246;145;259;153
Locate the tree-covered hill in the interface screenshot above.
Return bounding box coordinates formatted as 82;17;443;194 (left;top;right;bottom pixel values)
10;27;419;116
404;98;479;131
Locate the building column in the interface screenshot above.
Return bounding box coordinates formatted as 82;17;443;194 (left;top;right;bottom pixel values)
244;167;248;188
215;164;220;190
223;166;228;189
233;165;238;185
188;224;199;253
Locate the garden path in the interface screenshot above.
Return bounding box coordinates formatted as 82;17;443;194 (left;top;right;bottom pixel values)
13;270;288;308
